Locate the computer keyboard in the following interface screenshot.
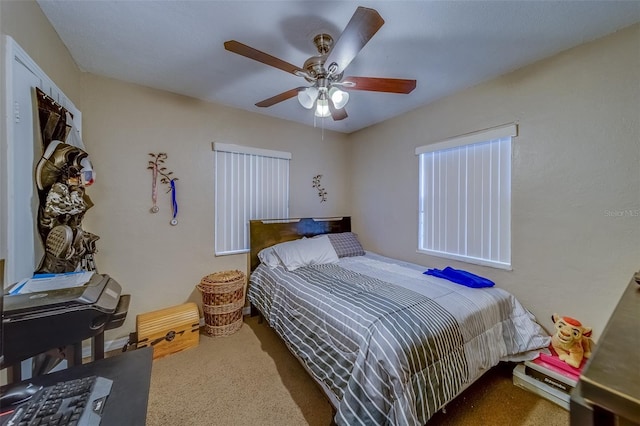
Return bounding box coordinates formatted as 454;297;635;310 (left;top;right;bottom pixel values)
3;376;112;426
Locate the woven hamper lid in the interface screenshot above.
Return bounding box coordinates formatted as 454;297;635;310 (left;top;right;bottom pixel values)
199;269;245;286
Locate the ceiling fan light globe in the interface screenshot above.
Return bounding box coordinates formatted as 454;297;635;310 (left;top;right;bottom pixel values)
297;87;318;109
329;87;349;109
315;98;331;117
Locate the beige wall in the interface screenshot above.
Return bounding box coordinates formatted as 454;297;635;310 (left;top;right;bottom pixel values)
79;74;350;341
0;0;81;104
2;1;638;347
349;24;640;338
0;2;5;264
1;1;350;344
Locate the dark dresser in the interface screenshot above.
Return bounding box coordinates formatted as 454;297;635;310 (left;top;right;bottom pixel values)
570;271;640;426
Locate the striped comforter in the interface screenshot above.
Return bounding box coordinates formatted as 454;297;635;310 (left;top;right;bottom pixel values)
249;253;549;425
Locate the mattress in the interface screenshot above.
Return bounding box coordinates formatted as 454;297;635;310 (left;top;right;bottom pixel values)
249;252;550;425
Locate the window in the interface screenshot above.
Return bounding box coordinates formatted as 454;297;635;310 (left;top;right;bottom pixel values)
415;124;517;270
213;143;290;255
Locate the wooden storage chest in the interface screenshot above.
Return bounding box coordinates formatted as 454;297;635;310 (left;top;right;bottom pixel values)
136;302;200;359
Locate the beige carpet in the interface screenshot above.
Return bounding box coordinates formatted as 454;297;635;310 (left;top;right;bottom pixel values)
146;316;569;425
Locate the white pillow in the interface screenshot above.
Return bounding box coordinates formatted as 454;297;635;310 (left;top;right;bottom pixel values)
272;235;339;271
257;247;281;268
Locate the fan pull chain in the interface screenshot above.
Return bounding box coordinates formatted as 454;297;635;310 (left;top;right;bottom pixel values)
312;108;325;140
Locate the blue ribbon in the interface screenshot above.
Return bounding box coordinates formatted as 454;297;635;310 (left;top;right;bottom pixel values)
170;179;178;219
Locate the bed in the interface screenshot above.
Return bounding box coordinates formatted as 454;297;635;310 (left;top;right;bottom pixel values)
248;217;549;426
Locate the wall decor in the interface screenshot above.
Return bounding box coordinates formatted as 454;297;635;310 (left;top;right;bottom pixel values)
312;174;327;203
148;153;180;225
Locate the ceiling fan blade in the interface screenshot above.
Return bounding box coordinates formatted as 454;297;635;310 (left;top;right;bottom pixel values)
329;99;348;121
343;76;417;94
224;40;307;77
255;87;303;108
325;7;385;76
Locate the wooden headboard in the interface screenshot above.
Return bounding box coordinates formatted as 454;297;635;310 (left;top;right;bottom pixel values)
248;217;351;273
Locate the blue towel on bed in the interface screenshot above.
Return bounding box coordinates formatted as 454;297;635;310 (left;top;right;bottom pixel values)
424;267;495;288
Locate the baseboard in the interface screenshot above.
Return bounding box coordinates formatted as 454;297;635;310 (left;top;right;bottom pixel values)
106;336;130;354
81;336;130;359
91;307;252;358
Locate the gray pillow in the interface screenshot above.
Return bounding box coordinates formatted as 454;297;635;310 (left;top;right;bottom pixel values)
327;232;365;258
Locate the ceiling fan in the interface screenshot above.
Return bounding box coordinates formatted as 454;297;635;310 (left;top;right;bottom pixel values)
224;6;416;121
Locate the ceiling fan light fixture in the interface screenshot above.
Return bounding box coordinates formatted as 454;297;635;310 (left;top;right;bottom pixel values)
329;86;349;109
298;87;318;109
315;98;331;118
225;8;417;122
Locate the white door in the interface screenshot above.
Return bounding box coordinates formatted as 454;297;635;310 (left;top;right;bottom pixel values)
2;36;81;286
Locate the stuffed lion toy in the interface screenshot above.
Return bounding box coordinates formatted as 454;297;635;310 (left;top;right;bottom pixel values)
551;313;593;368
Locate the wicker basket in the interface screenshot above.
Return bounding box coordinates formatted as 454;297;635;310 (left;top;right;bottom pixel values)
197;270;245;337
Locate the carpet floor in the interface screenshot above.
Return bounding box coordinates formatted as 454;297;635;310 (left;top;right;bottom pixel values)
146;316;569;425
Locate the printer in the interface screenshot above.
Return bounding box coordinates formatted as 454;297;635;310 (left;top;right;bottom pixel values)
2;273;129;367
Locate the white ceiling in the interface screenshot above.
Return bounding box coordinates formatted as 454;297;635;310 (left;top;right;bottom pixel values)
37;1;640;134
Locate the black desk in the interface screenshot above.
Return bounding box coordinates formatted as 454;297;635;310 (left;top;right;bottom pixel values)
570;273;640;426
4;347;153;426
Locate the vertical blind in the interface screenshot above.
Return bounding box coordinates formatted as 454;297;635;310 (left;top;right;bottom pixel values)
214;143;290;255
415;124;516;269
